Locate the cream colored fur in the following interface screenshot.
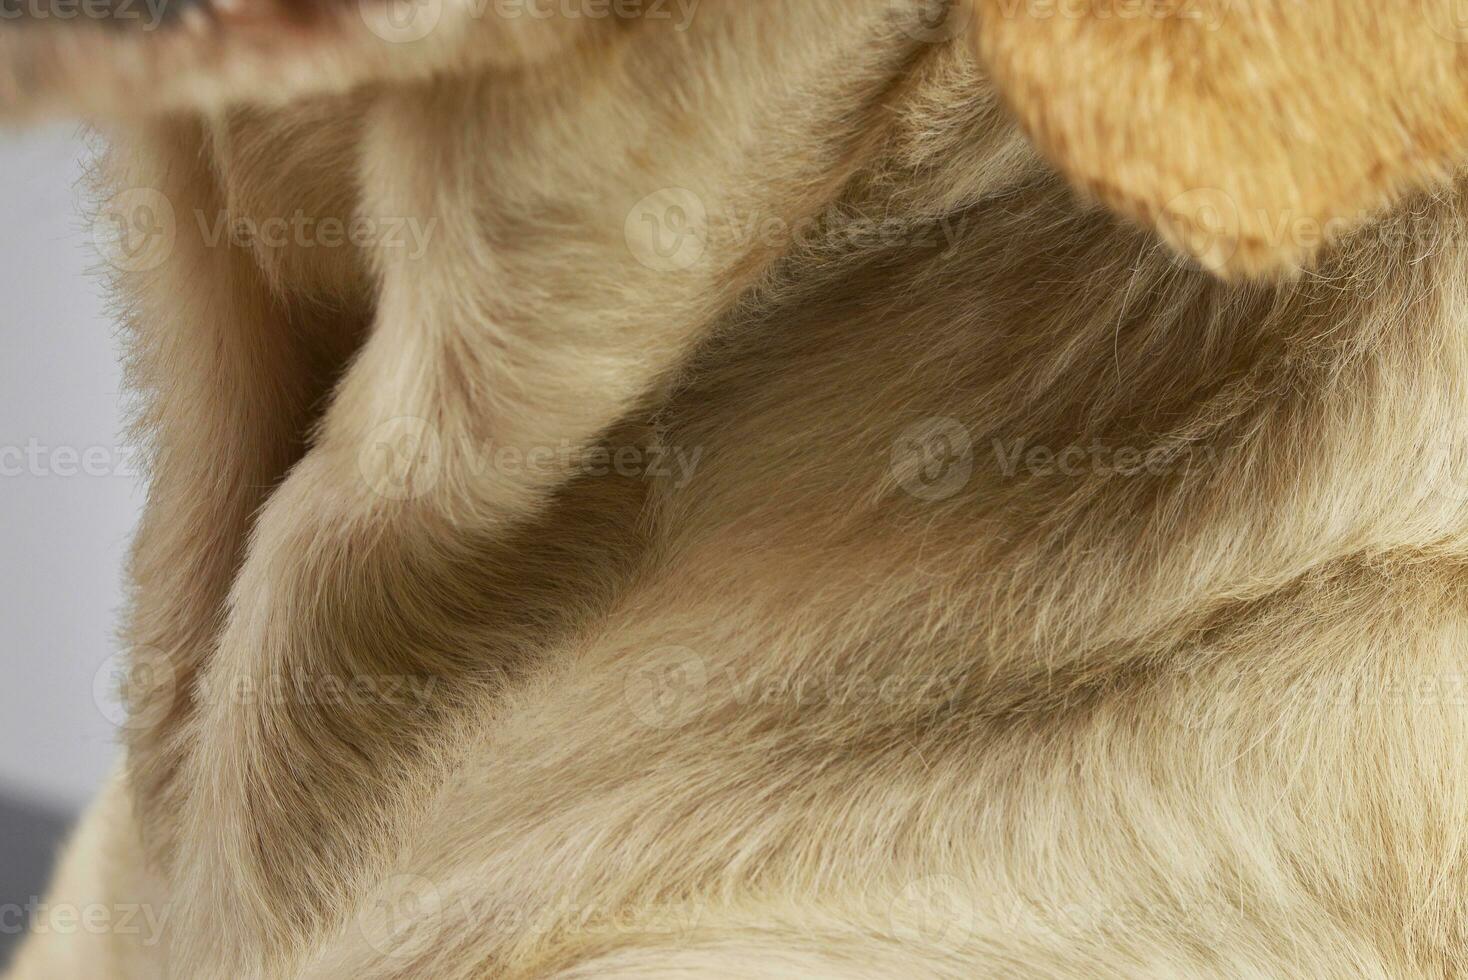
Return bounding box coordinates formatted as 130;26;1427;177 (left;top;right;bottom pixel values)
5;0;1468;976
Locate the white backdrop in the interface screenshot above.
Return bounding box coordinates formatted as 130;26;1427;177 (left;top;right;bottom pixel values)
0;125;140;812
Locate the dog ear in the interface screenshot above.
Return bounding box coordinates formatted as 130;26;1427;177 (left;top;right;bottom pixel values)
971;0;1468;278
0;0;586;121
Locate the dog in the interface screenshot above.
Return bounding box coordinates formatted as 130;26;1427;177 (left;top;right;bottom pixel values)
5;0;1468;976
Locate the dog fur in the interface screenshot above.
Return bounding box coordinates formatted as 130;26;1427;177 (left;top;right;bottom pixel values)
6;0;1468;976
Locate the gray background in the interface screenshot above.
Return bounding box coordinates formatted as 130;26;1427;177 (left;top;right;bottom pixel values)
0;124;142;958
